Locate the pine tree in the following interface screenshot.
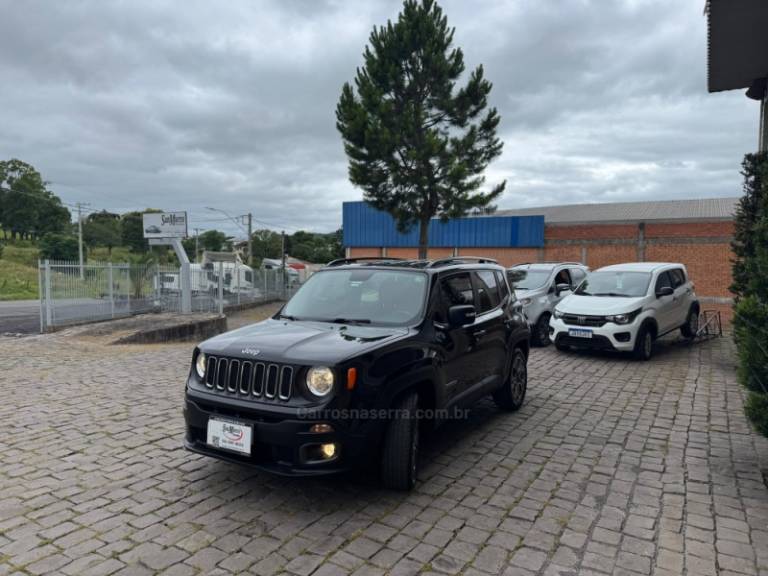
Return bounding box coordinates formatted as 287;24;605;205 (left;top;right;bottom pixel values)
336;0;505;259
731;152;768;298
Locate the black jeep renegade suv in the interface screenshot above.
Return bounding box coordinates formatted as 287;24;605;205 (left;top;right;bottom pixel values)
184;256;530;490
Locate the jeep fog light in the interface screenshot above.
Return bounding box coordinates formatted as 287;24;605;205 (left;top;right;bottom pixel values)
195;352;207;379
321;443;337;459
306;367;334;397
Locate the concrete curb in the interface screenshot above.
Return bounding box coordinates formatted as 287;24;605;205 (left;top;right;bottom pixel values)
112;315;227;345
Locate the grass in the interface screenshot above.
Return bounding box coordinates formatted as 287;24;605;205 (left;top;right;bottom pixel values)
0;240;175;301
0;259;39;300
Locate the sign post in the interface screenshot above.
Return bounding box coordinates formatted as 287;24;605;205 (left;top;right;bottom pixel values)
145;212;191;314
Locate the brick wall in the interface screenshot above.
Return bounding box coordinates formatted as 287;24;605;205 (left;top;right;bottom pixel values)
347;218;735;324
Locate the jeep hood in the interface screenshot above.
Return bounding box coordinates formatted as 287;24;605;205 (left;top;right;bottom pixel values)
200;318;410;365
556;294;645;315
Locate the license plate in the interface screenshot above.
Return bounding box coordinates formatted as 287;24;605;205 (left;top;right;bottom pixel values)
568;328;593;339
207;418;252;455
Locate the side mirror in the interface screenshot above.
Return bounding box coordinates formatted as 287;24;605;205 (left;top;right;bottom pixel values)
555;283;571;295
448;305;476;327
656;286;674;298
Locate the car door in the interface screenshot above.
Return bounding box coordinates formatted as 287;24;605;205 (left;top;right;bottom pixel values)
548;268;572;307
470;270;507;391
434;272;483;403
654;271;677;333
569;267;587;291
669;268;691;327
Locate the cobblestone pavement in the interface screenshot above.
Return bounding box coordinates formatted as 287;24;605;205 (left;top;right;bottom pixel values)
1;332;767;576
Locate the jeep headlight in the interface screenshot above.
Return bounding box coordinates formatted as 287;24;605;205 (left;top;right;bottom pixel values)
195;351;207;379
306;366;334;397
520;298;532;306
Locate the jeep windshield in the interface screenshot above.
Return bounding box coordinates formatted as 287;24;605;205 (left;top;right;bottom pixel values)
575;271;651;297
508;268;551;290
279;268;428;326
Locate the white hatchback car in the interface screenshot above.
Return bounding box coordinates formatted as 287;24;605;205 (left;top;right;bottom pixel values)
549;263;700;360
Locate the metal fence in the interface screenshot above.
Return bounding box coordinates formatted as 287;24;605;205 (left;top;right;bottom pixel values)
39;260;301;331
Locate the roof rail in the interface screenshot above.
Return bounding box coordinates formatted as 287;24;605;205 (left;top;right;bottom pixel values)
511;261;584;267
326;257;404;267
428;256;499;268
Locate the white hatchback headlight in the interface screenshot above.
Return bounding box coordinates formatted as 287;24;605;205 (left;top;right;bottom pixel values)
306;366;334;397
195;352;207;379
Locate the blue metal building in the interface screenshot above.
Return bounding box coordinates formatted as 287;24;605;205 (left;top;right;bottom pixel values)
342;201;544;249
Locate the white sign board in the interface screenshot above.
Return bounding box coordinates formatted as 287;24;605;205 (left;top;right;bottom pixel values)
143;212;188;238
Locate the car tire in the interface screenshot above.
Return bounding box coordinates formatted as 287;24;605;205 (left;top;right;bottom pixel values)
633;325;654;361
680;307;699;339
531;314;551;347
493;347;527;411
381;391;419;491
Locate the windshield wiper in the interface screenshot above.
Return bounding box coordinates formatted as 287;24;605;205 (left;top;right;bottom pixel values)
277;313;300;321
330;318;372;325
592;292;630;297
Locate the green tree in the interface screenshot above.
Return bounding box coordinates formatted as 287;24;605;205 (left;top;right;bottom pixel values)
251;229;283;263
336;0;505;258
39;233;80;261
83;211;121;257
731;153;768;298
0;159;71;240
197;230;229;253
731;152;768;437
120;209;162;253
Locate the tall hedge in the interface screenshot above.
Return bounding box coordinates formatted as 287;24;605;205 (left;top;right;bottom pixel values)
732;152;768;436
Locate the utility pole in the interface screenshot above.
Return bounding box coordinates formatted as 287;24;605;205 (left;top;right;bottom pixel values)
193;228;202;263
281;230;287;297
76;202;88;279
247;213;253;268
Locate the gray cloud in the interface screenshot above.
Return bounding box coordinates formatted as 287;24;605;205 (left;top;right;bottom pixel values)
0;0;757;238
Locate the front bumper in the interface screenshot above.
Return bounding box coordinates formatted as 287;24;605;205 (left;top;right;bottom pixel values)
183;393;373;476
549;317;638;352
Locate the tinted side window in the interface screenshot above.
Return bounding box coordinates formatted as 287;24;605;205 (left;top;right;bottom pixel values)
655;272;672;292
669;269;685;288
474;271;500;313
495;270;511;302
441;273;474;309
569;268;586;288
553;269;571;287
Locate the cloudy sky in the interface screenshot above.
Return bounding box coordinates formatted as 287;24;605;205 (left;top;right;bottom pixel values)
0;0;758;238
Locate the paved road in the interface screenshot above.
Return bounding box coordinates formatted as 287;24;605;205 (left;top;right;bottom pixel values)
1;333;767;576
0;299;40;334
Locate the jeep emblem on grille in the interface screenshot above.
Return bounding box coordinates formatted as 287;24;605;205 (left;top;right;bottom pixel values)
241;347;261;356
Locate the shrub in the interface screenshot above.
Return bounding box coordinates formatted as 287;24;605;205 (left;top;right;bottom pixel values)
732;152;768;437
39;233;81;262
745;392;768;437
734;296;768;394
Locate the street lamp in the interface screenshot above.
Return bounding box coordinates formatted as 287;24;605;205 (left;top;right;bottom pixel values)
205;207;252;266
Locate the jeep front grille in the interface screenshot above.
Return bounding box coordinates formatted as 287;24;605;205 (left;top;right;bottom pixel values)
204;356;294;402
